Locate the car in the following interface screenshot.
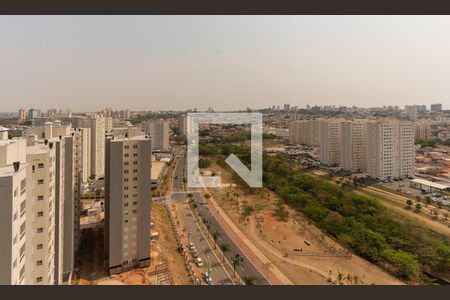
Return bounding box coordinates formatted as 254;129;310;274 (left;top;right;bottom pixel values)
202;272;212;284
188;242;195;250
192;249;199;258
405;191;412;195
196;257;203;267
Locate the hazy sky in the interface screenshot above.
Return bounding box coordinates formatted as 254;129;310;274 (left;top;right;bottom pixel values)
1;15;450;112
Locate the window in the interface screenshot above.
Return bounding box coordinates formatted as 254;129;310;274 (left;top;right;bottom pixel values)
14;188;18;198
124;153;129;158
124;178;129;182
133;201;137;206
36;277;42;283
133;153;138;157
37;244;43;250
37;195;43;201
124;194;129;199
20;179;26;190
124;202;129;207
124;145;129;149
37;228;43;233
124;219;128;223
124;170;129;174
124;162;129;166
133;145;138;149
133;169;137;173
36;260;43;266
13;212;18;221
132;209;137;214
37;163;44;169
37;211;44;217
37;179;44;185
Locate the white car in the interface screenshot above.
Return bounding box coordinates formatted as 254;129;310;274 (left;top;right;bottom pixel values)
196;257;204;267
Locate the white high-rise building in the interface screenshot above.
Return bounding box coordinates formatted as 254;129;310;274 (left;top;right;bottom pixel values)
415;120;432;141
141;120;170;151
319;119;342;166
367;119;415;180
404;105;417;121
76;116;105;178
26;140;56;285
105;130;151;275
0;162;32;285
341;120;368;172
288;119;321;147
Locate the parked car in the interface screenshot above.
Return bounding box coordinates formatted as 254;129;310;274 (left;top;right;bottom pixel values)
188;242;195;251
196;257;204;267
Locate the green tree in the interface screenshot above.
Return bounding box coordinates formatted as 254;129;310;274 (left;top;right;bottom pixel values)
198;158;211;169
384;249;420;281
212;230;221;249
219;243;230;263
231;254;245;278
415;203;422;213
406;199;413;209
274;200;289;221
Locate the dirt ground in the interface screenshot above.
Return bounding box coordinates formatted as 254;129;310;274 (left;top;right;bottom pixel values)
205;162;403;285
151;203;192;285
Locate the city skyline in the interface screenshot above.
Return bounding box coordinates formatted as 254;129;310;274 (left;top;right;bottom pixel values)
1;15;450;112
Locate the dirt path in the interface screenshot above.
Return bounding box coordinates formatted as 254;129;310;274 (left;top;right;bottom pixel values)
358;187;450;237
152;203;192;285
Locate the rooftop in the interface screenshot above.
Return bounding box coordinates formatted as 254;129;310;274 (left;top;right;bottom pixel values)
411;178;449;190
151;161;166;180
0;163;29;177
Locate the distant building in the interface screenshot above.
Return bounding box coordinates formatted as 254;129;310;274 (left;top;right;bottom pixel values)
404;105;417;121
431;103;443;112
141;120;170;151
415;120;432;141
18;109;26;122
319;119;342;166
367;119;414;180
340;120;368;172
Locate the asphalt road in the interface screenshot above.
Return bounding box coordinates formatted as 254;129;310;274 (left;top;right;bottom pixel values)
171;152;269;285
169;154;233;285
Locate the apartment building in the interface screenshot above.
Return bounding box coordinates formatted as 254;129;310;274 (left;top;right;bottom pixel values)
404;105;417;121
288;119;321;147
0;162;32;285
105;132;151;275
319;119;342;166
77;127;91;183
178;115;187;136
415;120;432;141
61;133;82;282
26;140;56;285
367;119;415;180
341;120;368;172
76;116;105;178
141;120;170;151
431;103;443;112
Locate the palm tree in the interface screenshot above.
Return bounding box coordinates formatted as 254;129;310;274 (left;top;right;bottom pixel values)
444;213;449;221
432;209;439;220
219;244;230;263
406;199;413;209
415;203;422;213
242;276;257;285
212;230;221;249
337;272;344;285
231;254;244;278
204;193;211;200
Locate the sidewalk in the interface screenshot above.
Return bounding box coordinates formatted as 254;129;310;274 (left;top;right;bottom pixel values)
199;187;293;285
